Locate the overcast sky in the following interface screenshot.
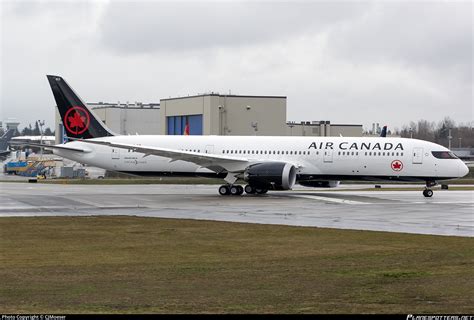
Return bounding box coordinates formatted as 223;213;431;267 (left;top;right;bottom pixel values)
1;0;472;132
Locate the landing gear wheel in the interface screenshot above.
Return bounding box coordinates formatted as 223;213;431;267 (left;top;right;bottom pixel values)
244;185;255;194
218;185;230;196
423;189;433;198
230;185;242;196
255;188;268;195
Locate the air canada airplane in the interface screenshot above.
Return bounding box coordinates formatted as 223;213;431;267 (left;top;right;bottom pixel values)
25;75;469;197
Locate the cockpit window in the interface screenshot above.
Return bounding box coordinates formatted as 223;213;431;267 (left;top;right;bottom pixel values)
431;151;458;159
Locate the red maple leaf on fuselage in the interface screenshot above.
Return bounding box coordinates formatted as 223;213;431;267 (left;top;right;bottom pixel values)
393;162;401;169
68;112;86;133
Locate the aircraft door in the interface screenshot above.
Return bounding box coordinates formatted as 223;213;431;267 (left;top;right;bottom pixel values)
323;149;333;163
412;147;423;164
111;148;121;160
205;145;214;154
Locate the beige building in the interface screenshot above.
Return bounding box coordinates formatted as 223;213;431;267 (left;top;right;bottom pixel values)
160;94;287;136
90;102;161;135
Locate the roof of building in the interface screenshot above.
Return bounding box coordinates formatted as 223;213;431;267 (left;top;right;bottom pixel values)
161;93;287;101
89;102;160;110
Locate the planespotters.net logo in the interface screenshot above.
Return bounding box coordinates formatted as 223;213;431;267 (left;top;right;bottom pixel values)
407;315;473;320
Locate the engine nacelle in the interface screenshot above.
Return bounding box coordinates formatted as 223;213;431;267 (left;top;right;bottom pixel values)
245;162;296;190
298;180;340;188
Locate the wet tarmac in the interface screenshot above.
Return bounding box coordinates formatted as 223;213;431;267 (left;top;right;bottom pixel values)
1;182;472;237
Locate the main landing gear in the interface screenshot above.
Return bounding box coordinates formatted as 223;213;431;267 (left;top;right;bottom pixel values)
423;181;437;198
218;184;268;196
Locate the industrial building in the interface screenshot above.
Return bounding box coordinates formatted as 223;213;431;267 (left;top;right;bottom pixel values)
160;94;287;136
0;119;20;132
90;102;161;135
55;92;363;140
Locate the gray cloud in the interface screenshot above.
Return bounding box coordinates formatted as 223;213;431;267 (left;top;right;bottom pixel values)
98;1;366;53
328;2;472;79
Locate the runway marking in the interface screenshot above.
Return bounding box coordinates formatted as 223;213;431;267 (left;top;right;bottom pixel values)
294;195;368;204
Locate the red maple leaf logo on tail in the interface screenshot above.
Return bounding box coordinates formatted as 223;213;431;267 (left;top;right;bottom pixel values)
68;112;86;133
64;106;90;135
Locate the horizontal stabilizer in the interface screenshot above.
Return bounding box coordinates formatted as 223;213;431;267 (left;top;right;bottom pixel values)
9;141;90;153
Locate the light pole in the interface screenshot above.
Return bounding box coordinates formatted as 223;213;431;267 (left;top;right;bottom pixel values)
459;137;462;148
37;120;45;159
409;128;413;139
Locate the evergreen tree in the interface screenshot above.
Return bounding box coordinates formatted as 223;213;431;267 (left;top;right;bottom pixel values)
33;122;41;135
44;127;54;136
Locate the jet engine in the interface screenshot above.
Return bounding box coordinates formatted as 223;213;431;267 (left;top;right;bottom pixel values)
298;180;340;188
245;162;296;190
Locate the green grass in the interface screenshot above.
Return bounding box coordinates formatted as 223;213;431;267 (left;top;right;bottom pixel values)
0;216;473;314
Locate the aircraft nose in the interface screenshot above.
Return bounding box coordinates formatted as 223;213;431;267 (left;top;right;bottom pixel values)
459;161;469;178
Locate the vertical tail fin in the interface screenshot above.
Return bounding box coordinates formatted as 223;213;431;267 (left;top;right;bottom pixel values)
47;75;116;139
380;125;387;137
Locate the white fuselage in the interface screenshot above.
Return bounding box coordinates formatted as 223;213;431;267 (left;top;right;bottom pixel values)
52;135;468;182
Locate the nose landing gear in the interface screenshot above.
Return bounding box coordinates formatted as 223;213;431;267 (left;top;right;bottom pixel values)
423;181;437;198
422;189;433;198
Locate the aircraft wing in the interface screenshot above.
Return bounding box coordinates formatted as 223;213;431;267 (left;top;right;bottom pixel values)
76;139;301;173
